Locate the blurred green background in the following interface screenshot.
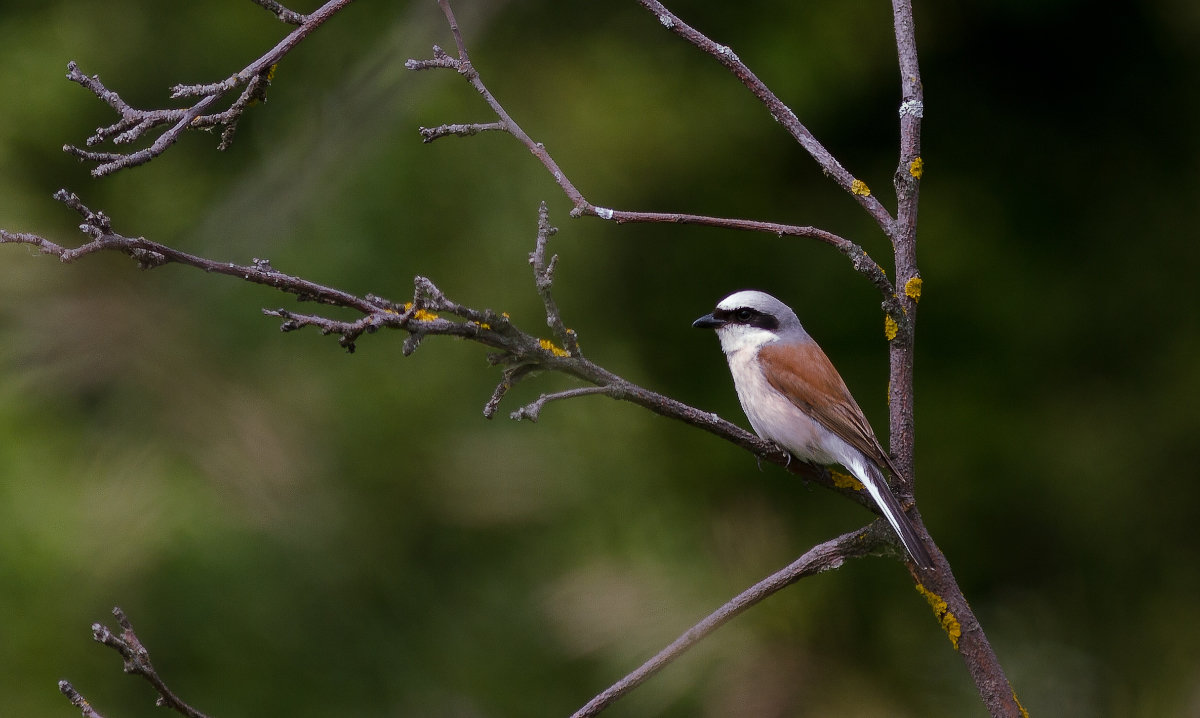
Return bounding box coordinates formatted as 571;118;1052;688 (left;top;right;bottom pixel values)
2;1;1198;716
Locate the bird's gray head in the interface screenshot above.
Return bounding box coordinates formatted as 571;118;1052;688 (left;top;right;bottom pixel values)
692;290;807;354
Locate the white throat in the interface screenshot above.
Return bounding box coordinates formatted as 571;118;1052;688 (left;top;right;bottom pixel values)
715;323;777;356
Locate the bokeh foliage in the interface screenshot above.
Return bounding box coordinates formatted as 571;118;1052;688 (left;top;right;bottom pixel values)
1;1;1198;716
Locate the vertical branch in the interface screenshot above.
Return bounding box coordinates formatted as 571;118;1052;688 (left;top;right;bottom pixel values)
888;3;1025;718
888;0;925;485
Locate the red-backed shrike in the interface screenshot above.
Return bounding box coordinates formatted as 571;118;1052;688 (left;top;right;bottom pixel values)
694;290;933;569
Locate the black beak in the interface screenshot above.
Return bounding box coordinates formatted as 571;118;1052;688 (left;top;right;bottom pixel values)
692;313;724;329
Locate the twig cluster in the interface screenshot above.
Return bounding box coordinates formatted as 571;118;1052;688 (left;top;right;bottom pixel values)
63;0;354;177
59;608;210;718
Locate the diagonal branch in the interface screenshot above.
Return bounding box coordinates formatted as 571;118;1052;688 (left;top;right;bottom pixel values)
406;2;895;300
64;0;354;177
8;190;377;310
572;523;893;718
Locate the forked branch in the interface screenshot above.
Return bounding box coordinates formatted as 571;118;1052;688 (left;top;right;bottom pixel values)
60;607;211;718
63;0;354;177
406;1;898;305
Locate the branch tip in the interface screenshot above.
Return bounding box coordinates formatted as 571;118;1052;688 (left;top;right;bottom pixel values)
250;0;308;25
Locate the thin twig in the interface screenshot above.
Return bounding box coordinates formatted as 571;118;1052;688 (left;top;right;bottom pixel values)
529;201;579;356
483;363;538;419
58;681;107;718
510;386;615;422
419;121;506;142
64;0;354;176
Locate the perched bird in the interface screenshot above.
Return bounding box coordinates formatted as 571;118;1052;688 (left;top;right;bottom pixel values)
693;289;933;569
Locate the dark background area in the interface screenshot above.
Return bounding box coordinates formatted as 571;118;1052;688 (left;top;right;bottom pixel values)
1;1;1197;716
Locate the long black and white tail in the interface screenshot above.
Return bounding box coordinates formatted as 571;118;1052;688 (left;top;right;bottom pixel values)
852;461;934;569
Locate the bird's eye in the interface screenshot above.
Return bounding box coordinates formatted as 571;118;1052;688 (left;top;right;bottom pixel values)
735;308;755;322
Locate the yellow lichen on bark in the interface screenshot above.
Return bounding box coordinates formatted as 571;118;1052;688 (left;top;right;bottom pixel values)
539;338;569;357
831;470;864;491
916;583;962;650
904;276;923;302
884;315;899;340
402;302;439;322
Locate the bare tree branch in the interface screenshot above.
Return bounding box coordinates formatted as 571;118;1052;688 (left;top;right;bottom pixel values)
529;202;580;357
509;386;616;422
60;608;211;718
633;0;898;239
572;523;893;718
419;121;506;142
406;2;897;301
63;0;354;177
